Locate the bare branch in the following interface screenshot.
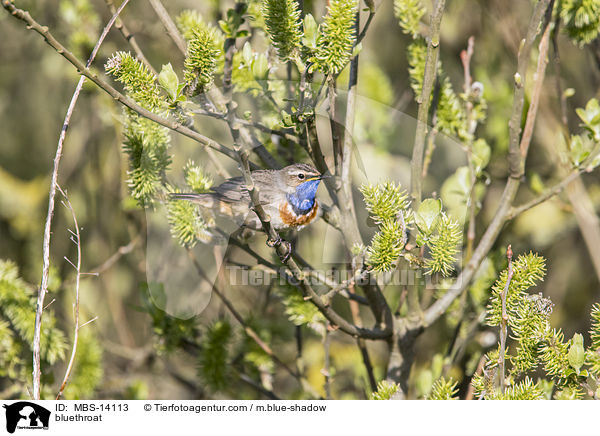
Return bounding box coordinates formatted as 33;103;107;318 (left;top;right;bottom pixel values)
508;169;582;218
90;235;140;275
56;186;84;400
322;323;332;399
148;0;187;55
79;316;99;329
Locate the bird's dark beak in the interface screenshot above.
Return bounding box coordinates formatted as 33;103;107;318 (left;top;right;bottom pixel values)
318;172;332;180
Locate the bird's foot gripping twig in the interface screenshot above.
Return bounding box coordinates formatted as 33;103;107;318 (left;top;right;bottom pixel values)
266;236;292;263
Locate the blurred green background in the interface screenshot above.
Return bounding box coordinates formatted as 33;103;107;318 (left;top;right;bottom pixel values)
1;0;600;399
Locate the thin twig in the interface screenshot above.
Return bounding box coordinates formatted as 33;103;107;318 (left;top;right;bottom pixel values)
355;7;375;47
90;235;140;275
348;283;377;393
508;169;582;218
519;19;552;160
410;0;446;205
191;107;303;146
103;0;156;75
327;77;343;182
498;245;513;394
551;6;568;127
79;316;99;329
55;186;82;400
461;36;478;263
148;0;187;55
236;371;281;400
23;0;129;400
323;322;332;399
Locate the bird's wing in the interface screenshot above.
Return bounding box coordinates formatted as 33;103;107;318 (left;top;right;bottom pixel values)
212;170;278;205
211;177;249;203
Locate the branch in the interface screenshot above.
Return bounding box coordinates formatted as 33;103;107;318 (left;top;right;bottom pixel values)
518;17;552;161
148;0;187;55
347;282;377;393
461;36;478;263
355;6;375;47
236;371;281;400
19;0;130;400
90;235;141;275
509;0;554;177
323;322;332;399
103;0;156;75
507;169;582;219
410;0;446;205
1;1;241;163
498;245;513;394
55;187;84;400
551;11;568;127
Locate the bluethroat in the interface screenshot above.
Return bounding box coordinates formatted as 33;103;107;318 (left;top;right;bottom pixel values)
171;163;326;237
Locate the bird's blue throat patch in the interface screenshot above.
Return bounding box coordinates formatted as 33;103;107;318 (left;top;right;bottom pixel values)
286;179;321;215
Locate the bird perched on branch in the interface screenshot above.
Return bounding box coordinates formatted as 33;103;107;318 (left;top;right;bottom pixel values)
171;163;327;235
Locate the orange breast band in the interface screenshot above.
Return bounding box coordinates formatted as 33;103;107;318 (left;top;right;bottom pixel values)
279;201;319;227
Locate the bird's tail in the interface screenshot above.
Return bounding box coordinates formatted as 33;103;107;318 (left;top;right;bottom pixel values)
169;192;217;208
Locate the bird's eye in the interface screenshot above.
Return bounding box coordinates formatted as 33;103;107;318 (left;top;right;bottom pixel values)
298;173;305;180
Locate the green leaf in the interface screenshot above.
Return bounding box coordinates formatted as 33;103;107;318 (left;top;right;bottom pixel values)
415;198;442;235
251;53;270;80
242;41;253;65
302;13;318;49
471;138;491;173
568;333;585;373
569;134;592;167
158;63;180;101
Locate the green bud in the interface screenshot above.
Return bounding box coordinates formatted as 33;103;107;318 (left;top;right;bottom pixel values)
242;41;253;65
158;63;180;101
471;139;491;174
302;13;318;49
251;53;269;81
415;198;442;235
568;333;585;373
514;72;522;87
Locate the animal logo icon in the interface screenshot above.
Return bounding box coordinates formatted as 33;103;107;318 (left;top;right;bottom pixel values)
2;401;50;433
